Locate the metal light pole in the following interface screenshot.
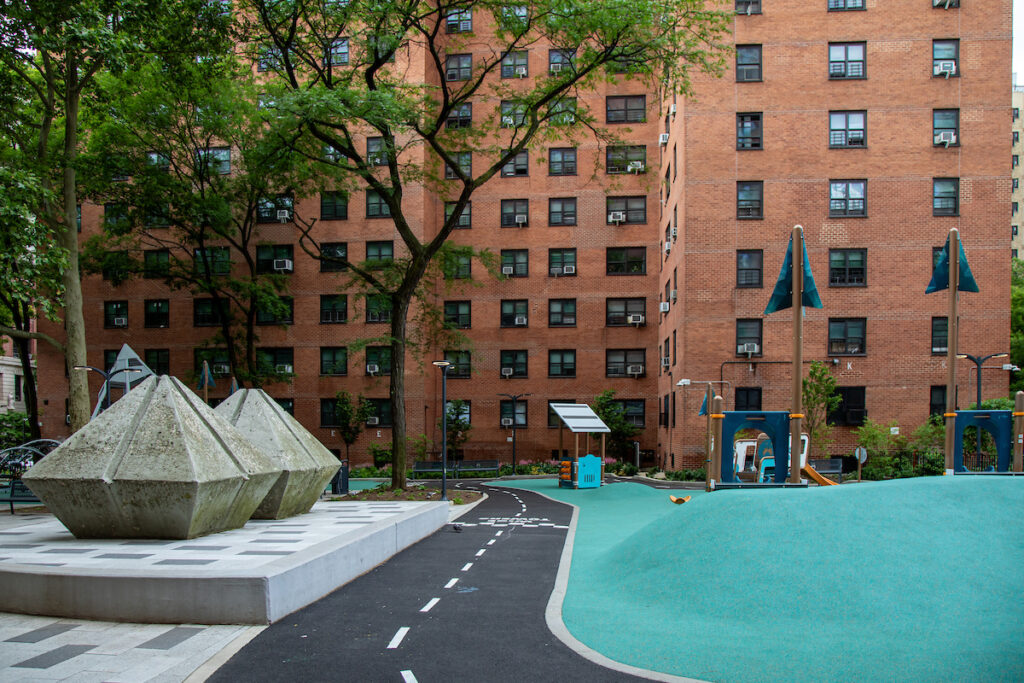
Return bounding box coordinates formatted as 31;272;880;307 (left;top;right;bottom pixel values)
957;352;1007;468
498;392;531;474
432;360;451;501
73;365;141;414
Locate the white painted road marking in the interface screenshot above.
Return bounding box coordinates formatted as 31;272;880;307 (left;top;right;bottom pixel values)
401;670;418;682
495;530;503;537
420;598;440;613
387;627;410;649
444;578;458;589
461;562;473;571
487;539;495;546
475;549;485;557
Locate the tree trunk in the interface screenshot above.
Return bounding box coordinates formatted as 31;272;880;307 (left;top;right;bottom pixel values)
389;293;411;490
12;304;40;440
61;56;90;432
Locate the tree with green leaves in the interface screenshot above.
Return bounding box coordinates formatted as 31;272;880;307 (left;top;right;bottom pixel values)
591;389;640;460
442;399;473;458
330;391;373;461
1010;259;1024;394
802;360;842;459
238;0;731;488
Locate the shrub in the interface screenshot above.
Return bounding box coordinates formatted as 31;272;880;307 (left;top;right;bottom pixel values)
368;443;392;469
621;463;639;476
666;467;705;482
0;412;31;451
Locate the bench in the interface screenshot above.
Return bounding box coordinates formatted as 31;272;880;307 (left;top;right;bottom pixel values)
455;460;501;478
0;480;40;514
411;461;445;479
808;458;843;481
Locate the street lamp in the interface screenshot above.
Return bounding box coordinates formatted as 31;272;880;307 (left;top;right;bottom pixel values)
73;365;142;413
497;392;531;474
431;360;451;501
956;352;1008;468
677;379;731;491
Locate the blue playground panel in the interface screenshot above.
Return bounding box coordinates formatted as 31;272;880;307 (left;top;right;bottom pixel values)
719;411;790;483
576;454;602;488
953;410;1013;472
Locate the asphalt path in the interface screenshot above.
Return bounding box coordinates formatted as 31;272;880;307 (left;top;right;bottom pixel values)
208;481;649;682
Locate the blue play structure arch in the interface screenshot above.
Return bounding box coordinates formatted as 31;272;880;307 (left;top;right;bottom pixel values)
720;411;791;483
953;410;1013;472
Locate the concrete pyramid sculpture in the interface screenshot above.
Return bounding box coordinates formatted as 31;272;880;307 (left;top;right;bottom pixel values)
22;376;279;539
215;389;340;519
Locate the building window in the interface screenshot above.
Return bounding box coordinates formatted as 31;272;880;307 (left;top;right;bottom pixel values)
1016;131;1021;146
736;113;763;150
933;109;959;146
320;294;347;324
933;39;959;77
321;242;347;272
736;387;762;411
445;151;472;179
606;196;646;224
548;198;577;226
500;249;528;277
606;349;646;377
829;180;867;217
257;46;281;72
828;0;864;9
446;8;472;32
548;248;576;276
611;400;645;427
501;50;527;77
547;400;575;428
829;386;866;426
447;102;472;129
548;350;576;377
144;299;169;328
1015;155;1020;169
320;399;342;427
736;319;762;356
193;298;228;326
194;247;231;276
444;202;471;229
366;240;394;264
501;151;528;177
737;181;763;219
933;178;959;216
737;250;763;288
829;111;866;148
144;349;170;375
197;146;230;175
606;95;646;123
828;318;866;355
606;298;646;326
103;349;119;373
933;0;959;6
549;298;576;326
500;299;528;327
143;249;169;279
103;301;128;328
828;42;865;79
736;44;762;81
1014;202;1019;215
320;347;348;376
194;348;230;377
931;317;948;354
366;190;391;217
256;347;294;374
443;350;471;378
366;346;392;375
445;53;472;81
366;137;388;166
606;146;647;173
548;98;577;125
549;148;576;175
446;253;471;280
500;199;529;227
500;101;527;128
930;386;947;416
255;245;294;274
548;48;573;72
829;249;866;286
500;350;528;378
103;203;129;232
606;247;646;275
320;191;348;220
327;37;349;66
444;301;471;329
1014;225;1020;237
735;0;760;13
365;399;393;426
366;294;392;323
500;399;527;427
255;297;294;325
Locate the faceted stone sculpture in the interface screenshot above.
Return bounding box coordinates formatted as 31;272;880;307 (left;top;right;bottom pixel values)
215;389;340;519
22;376;279;539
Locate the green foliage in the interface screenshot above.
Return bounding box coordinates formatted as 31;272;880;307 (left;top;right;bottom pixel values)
802;361;842;458
498;461;561;476
0;413;31;451
855;416;948;480
1011;260;1024;394
332;391;373;459
591;389;640;459
442;399;473;455
665;468;705;482
368;443;392;469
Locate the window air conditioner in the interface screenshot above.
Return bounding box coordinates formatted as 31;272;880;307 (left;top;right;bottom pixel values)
366;363;380;374
659;133;670;145
739;342;760;355
366;416;380;425
272;258;293;272
670;289;677;302
627;314;645;325
934;61;956;77
367;311;381;322
563;315;576;324
501;115;515;126
627;161;645;173
501;265;515;275
562;265;576;275
275;364;293;373
627;364;644;375
659;301;671;313
934;131;957;146
501;367;514;377
549;63;562;73
213;364;230;374
501;417;514;426
932;346;948;354
608;211;626;223
671;228;678;240
664;242;671;254
661;357;670;368
515;66;527;77
112;317;128;327
669;104;677;116
514;214;528;225
276;210;290;222
321;311;336;323
514;315;527;326
460;20;471;31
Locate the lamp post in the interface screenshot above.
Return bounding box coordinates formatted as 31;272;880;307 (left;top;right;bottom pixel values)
431;360;451;501
677;379;731;491
73;365;142;414
956;352;1007;468
498;392;531;474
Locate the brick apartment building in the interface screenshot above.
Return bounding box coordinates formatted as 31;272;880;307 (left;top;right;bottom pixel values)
36;0;1012;469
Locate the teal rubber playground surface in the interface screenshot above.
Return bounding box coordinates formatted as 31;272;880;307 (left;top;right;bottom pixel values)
499;477;1024;682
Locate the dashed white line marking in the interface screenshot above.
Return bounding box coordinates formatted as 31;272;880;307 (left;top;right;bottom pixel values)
387;627;410;649
475;548;486;557
401;670;418;683
495;530;503;537
515;512;522;517
444;578;458;589
487;539;495;546
420;598;440;613
461;562;473;571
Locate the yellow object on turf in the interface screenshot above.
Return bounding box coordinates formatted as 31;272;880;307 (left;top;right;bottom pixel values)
670;495;691;504
801;465;838;486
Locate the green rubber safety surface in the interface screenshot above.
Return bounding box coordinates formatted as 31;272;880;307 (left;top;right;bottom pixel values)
499;477;1024;682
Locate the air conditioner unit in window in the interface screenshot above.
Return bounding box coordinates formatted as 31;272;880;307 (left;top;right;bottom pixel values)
515;66;527;77
932;346;948;354
659;301;670;313
321;311;336;323
670;289;677;302
608;211;626;223
276;210;290;222
627;314;645;325
738;342;760;355
501;265;515;275
213;364;230;374
562;265;576;275
514;214;528;225
514;315;527;326
366;416;380;425
501;367;514;377
659;133;670;145
275;364;293;374
459;20;471;31
549;63;562;73
935;131;957;146
933;0;955;8
671;228;678;240
934;61;957;77
664;243;672;254
112;317;128;327
272;258;293;272
367;311;381;322
501;115;515;126
627;161;645;173
627;364;644;375
669;104;677;116
563;315;576;324
661;357;670;368
366;363;380;374
446;70;460;81
500;417;514;426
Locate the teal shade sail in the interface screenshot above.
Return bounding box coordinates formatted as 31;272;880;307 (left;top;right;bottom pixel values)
764;236;823;314
926;234;980;293
698;393;707;416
